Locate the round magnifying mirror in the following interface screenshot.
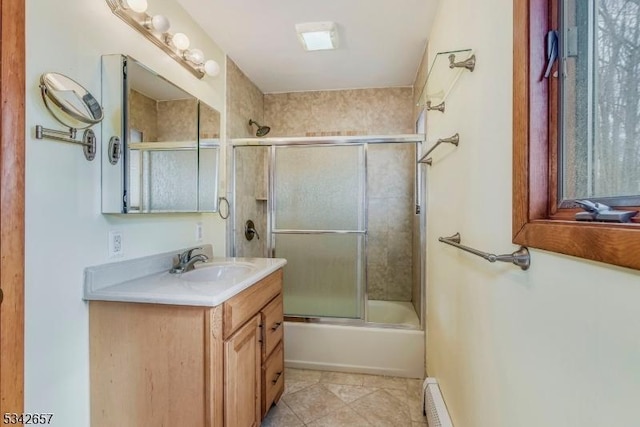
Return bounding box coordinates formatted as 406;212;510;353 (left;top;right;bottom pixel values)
40;72;104;129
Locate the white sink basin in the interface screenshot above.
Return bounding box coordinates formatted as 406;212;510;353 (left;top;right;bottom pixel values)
84;254;287;307
180;262;256;283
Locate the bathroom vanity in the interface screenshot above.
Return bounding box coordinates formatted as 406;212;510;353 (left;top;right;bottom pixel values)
85;251;286;427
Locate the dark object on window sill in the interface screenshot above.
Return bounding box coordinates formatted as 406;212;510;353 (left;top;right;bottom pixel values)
574;200;638;223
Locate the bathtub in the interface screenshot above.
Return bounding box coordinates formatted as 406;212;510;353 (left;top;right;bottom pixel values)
283;321;425;378
367;300;421;327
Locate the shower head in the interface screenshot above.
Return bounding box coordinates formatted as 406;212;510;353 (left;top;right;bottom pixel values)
249;119;270;137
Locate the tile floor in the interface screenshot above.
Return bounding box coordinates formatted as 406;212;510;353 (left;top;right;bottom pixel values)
262;368;427;427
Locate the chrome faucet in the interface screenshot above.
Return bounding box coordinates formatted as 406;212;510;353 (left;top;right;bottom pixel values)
170;247;209;274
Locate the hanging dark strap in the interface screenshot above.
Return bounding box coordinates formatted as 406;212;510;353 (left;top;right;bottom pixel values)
543;30;559;79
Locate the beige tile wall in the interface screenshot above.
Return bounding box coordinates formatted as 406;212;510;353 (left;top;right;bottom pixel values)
263;87;414;137
226;58;265;139
226;58;268;257
199;102;220;139
129;90;202;142
129;90;158;141
233;146;268;258
367;144;416;302
157;98;198;142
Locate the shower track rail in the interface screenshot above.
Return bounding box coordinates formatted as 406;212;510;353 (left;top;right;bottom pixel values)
438;232;531;270
231;134;425;146
273;229;366;234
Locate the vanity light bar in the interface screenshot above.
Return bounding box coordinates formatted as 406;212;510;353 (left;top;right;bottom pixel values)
105;0;219;79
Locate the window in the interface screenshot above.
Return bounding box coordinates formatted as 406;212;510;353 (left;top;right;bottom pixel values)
561;0;640;205
513;0;640;270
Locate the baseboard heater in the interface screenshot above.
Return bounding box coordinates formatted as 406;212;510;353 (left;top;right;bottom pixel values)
423;378;453;427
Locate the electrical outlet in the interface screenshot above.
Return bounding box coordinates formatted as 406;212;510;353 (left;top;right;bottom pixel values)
195;222;203;242
108;231;123;258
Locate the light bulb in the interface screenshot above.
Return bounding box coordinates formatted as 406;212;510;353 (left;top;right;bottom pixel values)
169;32;190;50
203;60;220;77
184;49;205;65
146;14;170;33
122;0;147;13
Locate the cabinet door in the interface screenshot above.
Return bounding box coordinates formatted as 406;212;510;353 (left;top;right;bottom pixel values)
224;314;261;427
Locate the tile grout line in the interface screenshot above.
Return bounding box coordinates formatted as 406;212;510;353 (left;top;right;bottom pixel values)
266;369;426;426
281;399;305;426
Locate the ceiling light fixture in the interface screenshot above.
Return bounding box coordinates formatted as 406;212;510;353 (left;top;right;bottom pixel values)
295;22;338;51
105;0;220;78
144;14;171;34
184;48;205;65
166;32;190;51
203;60;220;77
122;0;147;13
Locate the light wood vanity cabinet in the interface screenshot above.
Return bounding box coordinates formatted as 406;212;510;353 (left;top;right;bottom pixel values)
222;268;285;426
90;269;284;427
224;314;261;427
260;295;285;417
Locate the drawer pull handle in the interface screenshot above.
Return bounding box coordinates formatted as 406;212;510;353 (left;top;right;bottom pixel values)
271;322;282;331
272;371;283;384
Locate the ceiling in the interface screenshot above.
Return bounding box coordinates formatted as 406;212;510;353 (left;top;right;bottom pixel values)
177;0;441;93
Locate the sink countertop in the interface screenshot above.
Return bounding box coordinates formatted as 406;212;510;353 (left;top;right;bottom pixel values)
84;252;286;307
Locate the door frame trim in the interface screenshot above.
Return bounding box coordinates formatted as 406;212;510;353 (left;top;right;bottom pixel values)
0;0;26;414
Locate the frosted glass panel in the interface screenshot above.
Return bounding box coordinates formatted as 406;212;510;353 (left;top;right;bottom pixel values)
128;149;141;210
274;145;365;230
144;150;198;212
198;145;219;211
276;234;364;319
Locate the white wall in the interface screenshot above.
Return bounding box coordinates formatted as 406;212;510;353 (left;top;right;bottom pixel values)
424;1;640;426
25;1;227;425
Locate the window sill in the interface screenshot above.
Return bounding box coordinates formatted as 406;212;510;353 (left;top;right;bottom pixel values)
549;209;640;224
513;220;640;270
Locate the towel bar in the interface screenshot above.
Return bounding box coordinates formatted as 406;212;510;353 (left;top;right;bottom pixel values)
417;133;459;164
438;232;530;270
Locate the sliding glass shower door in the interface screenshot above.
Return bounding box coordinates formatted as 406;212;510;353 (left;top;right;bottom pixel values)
272;145;366;319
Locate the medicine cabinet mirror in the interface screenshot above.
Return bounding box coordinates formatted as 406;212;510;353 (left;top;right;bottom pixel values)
101;55;220;213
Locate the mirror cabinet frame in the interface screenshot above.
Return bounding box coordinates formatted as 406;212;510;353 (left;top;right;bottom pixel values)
101;54;220;214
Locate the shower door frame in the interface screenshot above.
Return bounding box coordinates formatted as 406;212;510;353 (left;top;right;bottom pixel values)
231;134;426;330
270;143;368;321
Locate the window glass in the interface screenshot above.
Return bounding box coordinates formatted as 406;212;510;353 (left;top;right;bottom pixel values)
561;0;640;201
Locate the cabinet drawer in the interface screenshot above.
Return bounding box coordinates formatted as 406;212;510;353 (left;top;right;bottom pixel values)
223;269;282;339
262;341;284;418
261;294;283;360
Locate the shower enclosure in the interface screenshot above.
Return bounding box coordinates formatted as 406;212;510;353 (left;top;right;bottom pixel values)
273;144;366;320
232;135;425;330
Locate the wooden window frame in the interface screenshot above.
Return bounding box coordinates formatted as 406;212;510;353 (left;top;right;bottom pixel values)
513;0;640;271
